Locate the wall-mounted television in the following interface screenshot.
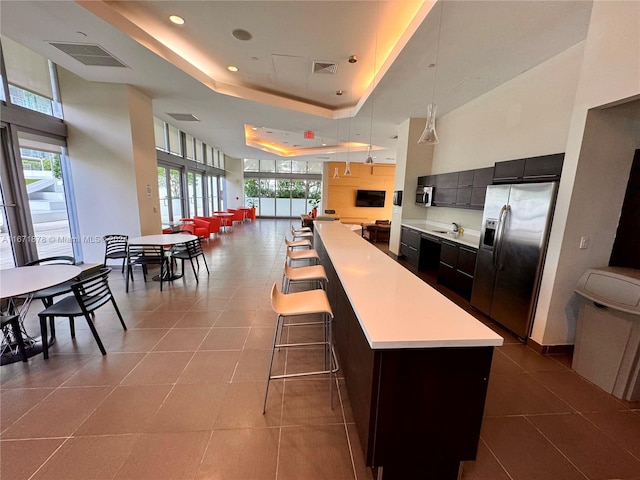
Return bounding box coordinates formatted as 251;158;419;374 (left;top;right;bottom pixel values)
355;189;386;207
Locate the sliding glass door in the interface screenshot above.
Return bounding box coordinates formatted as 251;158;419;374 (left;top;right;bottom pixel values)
157;166;184;223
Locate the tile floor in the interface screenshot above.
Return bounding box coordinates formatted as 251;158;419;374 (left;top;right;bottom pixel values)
1;219;639;480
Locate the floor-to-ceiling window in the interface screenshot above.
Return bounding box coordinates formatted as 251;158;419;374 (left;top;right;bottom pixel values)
154;117;226;220
1;36;75;267
157;165;184;223
243;159;322;218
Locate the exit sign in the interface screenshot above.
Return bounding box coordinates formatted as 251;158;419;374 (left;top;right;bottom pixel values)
303;130;314;139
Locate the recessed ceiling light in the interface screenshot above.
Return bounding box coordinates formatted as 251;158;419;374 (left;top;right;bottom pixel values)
227;65;239;72
232;29;252;41
169;15;185;25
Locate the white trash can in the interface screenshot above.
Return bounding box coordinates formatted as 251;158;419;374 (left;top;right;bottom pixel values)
573;266;640;401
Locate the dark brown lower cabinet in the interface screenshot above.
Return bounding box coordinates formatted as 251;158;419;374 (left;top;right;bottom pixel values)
319;234;494;480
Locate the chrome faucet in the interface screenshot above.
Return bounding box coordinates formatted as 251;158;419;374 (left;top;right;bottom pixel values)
452;222;460;233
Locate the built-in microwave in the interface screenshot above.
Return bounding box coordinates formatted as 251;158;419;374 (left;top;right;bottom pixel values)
415;186;433;207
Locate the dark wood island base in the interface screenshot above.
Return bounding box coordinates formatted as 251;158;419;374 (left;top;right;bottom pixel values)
315;223;498;480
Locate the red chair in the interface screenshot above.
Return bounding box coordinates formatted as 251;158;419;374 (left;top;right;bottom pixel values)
227;209;245;225
195;216;221;236
180;218;209;239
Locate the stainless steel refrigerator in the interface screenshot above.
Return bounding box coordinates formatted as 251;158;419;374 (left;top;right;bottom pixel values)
471;182;558;339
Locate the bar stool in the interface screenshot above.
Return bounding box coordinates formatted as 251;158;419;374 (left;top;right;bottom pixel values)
282;260;328;293
284;236;311;250
292;224;312;233
291;226;313;242
286;247;320;265
263;283;338;413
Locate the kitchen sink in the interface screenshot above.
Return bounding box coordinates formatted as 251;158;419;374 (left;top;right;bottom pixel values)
432;230;451;234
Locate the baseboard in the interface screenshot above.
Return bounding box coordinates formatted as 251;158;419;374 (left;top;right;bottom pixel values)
526;337;574;356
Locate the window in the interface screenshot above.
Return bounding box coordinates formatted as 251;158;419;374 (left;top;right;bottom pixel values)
244;159;259;172
185;134;195;160
2;35;61;118
195;139;203;163
168;125;182;156
154;117;168;151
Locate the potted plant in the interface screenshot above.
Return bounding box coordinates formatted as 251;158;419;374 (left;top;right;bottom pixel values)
246;199;257;221
309;198;320;218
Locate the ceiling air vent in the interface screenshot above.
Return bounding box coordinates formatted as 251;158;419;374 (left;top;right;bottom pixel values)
312;61;338;75
49;42;128;67
166;113;200;122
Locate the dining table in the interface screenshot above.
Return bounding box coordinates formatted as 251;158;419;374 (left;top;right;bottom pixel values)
128;233;198;281
212;212;234;232
0;264;82;360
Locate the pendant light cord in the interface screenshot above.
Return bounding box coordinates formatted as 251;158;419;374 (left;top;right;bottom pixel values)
430;0;445;106
368;0;380;157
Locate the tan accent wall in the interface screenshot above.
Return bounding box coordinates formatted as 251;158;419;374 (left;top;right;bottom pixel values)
325;162;395;224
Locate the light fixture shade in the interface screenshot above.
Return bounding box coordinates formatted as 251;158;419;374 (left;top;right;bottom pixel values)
333;167;339;179
364;146;374;165
417;103;439;144
344;161;351;175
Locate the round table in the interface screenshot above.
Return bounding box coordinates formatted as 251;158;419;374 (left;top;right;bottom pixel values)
212;213;234;232
129;234;198;281
1;265;82;362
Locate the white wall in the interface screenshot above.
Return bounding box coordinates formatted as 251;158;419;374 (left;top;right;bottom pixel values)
223;155;245;209
531;0;640;345
58;68;159;263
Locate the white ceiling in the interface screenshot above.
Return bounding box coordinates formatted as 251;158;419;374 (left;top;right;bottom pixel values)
0;1;593;164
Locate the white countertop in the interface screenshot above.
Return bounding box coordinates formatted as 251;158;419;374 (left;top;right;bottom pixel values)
315;221;503;349
401;220;481;249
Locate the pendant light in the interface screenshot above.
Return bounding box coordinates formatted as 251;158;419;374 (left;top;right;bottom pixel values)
418;1;444;145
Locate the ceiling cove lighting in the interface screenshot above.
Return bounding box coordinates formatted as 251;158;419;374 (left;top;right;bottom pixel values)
418;2;444;145
169;15;185;25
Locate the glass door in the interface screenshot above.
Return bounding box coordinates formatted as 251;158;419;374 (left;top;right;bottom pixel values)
157;166;184;223
0;125;75;266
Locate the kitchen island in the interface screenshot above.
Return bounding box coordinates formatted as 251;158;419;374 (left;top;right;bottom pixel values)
314;221;503;480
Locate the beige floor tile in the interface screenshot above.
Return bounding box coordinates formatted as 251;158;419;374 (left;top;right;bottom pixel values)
120;351;193;385
232;349;274;382
32;434;138;480
0;438;65;480
214;381;282;429
61;352;145;387
75;384;171;435
151;328;209;352
0;387;54;431
244;326;276;350
1;386;112;439
0;354;93;389
215;310;258;327
174;309;221;327
130;310;184;329
102;329;169;353
277;425;355;480
114;431;210;480
196;427;279;480
281;379;344;426
199;327;249;350
145;383;228;433
177;350;241;384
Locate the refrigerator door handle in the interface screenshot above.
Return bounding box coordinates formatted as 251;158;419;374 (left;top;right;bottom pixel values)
493;205;509;269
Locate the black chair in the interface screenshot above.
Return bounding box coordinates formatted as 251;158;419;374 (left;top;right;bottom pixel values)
172;237;209;282
1;314;28;362
37;267;127;359
103;234;128;273
24;256;77;309
126;244;169;292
